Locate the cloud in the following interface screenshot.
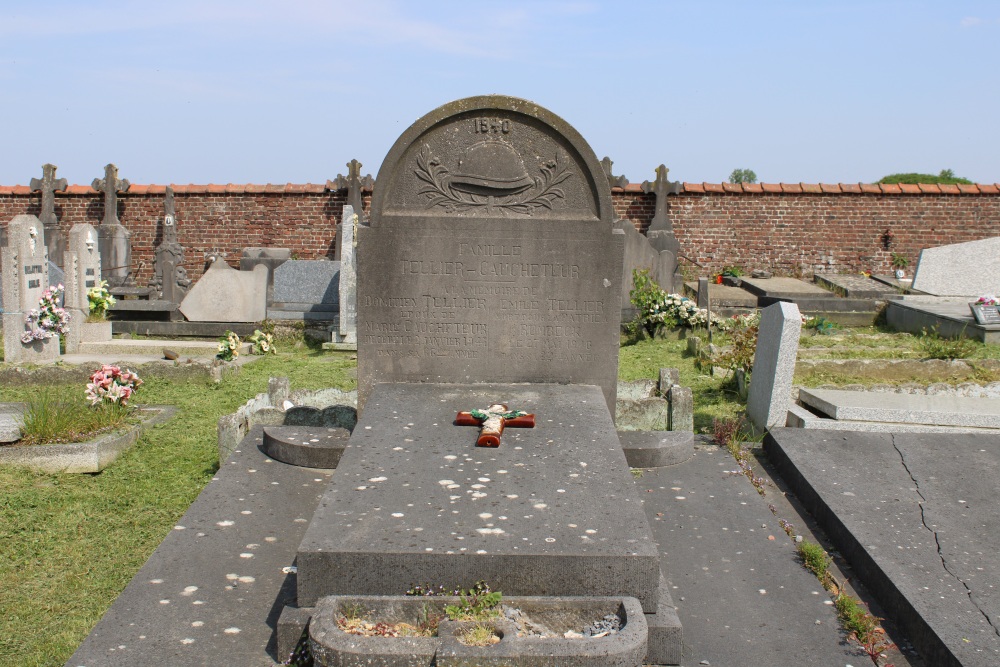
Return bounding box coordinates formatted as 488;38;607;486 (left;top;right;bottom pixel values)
960;16;983;28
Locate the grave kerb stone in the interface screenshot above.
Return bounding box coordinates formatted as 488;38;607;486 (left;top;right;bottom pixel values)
747;301;802;431
327;206;358;349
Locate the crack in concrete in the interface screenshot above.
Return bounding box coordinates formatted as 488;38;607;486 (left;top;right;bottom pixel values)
890;434;1000;638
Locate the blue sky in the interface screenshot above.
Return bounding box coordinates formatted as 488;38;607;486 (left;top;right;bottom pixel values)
2;1;997;186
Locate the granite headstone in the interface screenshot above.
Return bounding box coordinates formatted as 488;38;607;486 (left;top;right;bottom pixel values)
329;159;373;261
29;163;68;266
178;260;267;322
148;186;191;303
63;223;110;353
91;163;132;287
747;301;802;431
327;205;357;349
911;236;1000;297
269;259;340;320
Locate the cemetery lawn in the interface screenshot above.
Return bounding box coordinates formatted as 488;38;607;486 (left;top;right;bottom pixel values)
0;344;357;667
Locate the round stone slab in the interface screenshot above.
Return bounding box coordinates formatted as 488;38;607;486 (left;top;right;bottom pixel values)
261;426;350;469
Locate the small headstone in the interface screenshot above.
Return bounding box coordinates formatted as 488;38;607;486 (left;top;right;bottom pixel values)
911;237;1000;296
667;384;694;432
62;223;107;353
658;367;680;394
329;159;373;261
327;206;358;350
240;248;292;305
747;301;802;431
1;215;60;363
91;164;132;287
697;277;710;308
29;163;68;266
148;186;191;303
178;260;268;322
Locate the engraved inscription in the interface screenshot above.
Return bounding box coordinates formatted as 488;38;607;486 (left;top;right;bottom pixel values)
86;268;95;276
473;118;512;134
85;280;96;288
28;279;40;289
24;264;43;275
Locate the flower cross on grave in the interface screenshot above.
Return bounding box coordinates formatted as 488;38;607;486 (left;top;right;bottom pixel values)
454;404;535;448
21;284;70;344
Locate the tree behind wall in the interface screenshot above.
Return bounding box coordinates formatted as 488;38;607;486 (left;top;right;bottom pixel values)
729;168;758;184
878;169;973;185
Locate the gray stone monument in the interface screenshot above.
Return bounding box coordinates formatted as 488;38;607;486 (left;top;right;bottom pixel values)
240;247;291;305
63;223;111;353
29;163;68;267
356;96;626;415
641;164;683;292
325;205;358;350
911;236;1000;296
148;186;191;303
747;301;802;431
91;163;132;287
329;159;373;261
178;260;268;323
600;155;629;190
2;215;60;363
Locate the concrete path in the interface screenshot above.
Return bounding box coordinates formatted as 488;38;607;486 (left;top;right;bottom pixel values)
766;428;1000;667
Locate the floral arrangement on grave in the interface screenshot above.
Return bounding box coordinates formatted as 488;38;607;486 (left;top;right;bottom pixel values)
87;280;116;321
248;329;276;355
630;268;723;335
21;284;70;344
85;364;143;406
976;295;999;306
217;331;241;361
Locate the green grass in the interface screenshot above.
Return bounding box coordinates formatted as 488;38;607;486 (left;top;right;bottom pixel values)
0;345;357;667
20;392;135;446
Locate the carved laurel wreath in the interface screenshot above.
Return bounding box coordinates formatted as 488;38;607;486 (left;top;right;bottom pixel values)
415;144;572;215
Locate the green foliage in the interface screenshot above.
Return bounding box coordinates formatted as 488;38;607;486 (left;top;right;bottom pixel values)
86;280;116;321
629;269;672;336
457;623;501;646
729;168;757;184
918;326;978;360
248;329;276;355
217;330;241;361
804;317;837;335
890;252;908;269
444;581;502;622
720;265;744;278
877;169;972;185
713;320;759;378
797;540;831;579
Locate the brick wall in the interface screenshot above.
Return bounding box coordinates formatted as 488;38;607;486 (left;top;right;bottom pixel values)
2;181;998;285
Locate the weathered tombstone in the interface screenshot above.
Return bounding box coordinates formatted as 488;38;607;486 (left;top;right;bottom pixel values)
641;164;683;291
747;301;802;431
240;247;291;305
325;205;357;349
697;277;710;308
911;236;1000;296
29;163;68;266
600;155;629;190
357;97;626;415
148;186;191;303
178;260;267;322
63;223;110;353
329;159;373;261
91;163;132;287
300;97;681;665
1;215;60;363
616;219;663;318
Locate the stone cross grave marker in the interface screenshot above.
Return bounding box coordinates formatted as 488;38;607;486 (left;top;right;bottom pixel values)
326;205;358;349
330;159;373;260
453;403;535;447
600;156;629;190
29;163;68;266
641;164;682;250
149;186;191;303
91;163;132;286
1;215;60;363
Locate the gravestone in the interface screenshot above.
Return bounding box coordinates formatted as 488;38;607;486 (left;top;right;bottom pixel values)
1;215;60;363
269;259;340;321
148;186;191;304
325;205;358;349
178;260;267;322
329;159;373;261
300;97;681;665
747;301;802;431
63;223;111;353
911;236;1000;296
240;247;291;305
641;164;683;292
29;163;68;266
600;155;629;190
91;163;132;287
357;97;626;415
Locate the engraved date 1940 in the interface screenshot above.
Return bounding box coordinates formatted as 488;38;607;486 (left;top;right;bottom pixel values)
473;118;511;134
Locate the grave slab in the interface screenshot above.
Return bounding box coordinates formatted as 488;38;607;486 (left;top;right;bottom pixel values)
886;296;1000;343
912;236;1000;296
296;382;662;613
270;259;340;318
799;387;1000;428
66;426;335;666
813;273;901;299
739;276;837;300
178;261;267;323
765;428;1000;667
682;281;757;308
787;403;1000;434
